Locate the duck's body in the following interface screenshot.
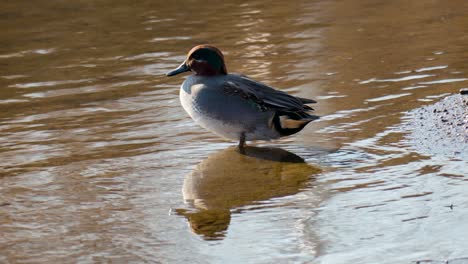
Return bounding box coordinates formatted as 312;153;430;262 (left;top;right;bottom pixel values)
180;74;280;141
167;45;318;148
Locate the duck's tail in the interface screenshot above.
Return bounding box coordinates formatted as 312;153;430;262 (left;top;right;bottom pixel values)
272;110;319;137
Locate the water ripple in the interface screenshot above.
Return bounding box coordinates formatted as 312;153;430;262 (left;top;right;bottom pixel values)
366;93;412;102
9;79;93;89
419;78;468;84
0;48;56;59
359;74;434;84
415;65;448;72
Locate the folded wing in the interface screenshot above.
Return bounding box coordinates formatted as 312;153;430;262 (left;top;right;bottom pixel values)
226;74;316;112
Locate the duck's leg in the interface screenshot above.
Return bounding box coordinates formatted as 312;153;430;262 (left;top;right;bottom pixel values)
238;132;246;152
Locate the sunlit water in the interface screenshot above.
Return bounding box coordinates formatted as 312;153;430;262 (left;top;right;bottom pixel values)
1;1;468;263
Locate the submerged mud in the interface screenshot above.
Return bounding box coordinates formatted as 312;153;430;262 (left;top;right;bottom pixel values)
405;93;468;159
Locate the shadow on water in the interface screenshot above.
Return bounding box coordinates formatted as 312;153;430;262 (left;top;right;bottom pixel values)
175;146;321;240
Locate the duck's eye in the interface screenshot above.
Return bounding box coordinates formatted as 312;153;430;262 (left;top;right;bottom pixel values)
192;53;201;60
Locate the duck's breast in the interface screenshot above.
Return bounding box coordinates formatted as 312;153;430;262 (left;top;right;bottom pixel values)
180;76;248;121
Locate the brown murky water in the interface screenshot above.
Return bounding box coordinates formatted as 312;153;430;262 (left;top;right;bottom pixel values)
1;0;468;263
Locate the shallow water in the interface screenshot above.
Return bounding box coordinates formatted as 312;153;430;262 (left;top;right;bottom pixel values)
1;0;468;263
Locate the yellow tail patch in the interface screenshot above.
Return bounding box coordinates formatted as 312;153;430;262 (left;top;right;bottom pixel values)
279;116;309;129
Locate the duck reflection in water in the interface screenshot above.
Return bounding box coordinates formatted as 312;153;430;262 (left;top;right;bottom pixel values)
176;146;321;240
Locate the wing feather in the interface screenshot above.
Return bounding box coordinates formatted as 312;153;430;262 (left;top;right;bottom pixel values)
225;74;316;112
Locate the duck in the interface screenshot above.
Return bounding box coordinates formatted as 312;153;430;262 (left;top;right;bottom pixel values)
166;44;318;149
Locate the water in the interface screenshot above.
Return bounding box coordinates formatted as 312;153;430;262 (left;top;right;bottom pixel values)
1;0;468;263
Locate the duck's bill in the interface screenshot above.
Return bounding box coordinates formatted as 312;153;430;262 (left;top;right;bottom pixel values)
166;62;190;76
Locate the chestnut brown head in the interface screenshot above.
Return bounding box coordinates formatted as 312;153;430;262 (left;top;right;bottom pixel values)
166;45;227;77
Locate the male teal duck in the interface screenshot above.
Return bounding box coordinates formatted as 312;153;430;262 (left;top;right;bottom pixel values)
167;44;319;149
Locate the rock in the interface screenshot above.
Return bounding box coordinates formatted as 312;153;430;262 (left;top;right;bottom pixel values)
403;93;468;158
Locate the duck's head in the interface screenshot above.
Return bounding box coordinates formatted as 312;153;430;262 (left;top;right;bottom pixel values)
166;45;227;77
